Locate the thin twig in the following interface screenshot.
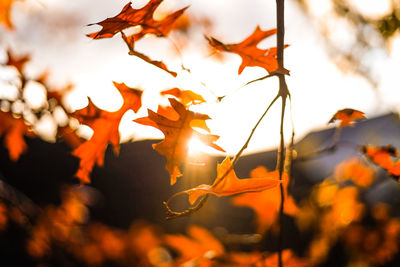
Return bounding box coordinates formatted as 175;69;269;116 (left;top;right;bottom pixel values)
217;74;276;102
242;73;275;87
275;0;288;266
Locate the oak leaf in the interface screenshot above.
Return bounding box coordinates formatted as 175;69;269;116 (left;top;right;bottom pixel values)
206;26;288;74
231;165;298;233
360;145;400;181
71;81;142;184
134;98;224;185
160;88;206;106
329;108;365;127
184;157;280;205
88;0;187;77
88;0;187;41
0;111;30;161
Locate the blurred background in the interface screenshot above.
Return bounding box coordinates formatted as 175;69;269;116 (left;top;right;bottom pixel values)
1;0;400;266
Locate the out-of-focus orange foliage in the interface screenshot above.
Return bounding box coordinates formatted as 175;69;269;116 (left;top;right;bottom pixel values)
0;111;30;161
329;108;365;127
160;88;206;106
135;98;224;185
4;49;29;74
232;166;297;233
334;157;375;187
206;26;288;74
71;81;142;184
342;203;400;266
184;158;280;206
0;202;8;231
301;185;365;265
361;145;400;181
27;187;88;258
0;0;21;29
264;249;309;267
165;225;224;265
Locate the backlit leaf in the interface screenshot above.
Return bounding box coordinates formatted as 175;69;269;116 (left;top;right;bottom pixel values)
206;26;289;74
184;157;280;205
160;88;206;106
134;98;224;185
329;108;365;127
71;81;142;184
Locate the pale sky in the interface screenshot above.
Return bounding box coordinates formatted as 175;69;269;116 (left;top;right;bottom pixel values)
1;0;399;155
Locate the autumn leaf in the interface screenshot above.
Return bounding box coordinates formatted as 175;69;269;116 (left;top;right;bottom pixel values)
206;26;289;74
160;88;206;106
57;126;84;149
88;0;187;40
3;49;30;74
0;111;31;161
87;0;187;76
184;157;280;205
0;0;21;29
71;81;142;184
329;108;365;127
360;145;400;181
134;98;224;185
231;165;298;233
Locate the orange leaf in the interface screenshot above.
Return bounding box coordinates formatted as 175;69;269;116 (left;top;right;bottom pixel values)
0;111;30;161
361;145;400;181
160;88;206;106
87;1;186;76
134;98;224;185
231;166;298;233
206;26;288;74
329;108;365;127
0;0;21;30
185;157;280;205
71;82;142;184
88;1;188;41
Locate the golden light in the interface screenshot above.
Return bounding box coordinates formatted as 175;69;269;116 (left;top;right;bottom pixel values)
187;137;206;156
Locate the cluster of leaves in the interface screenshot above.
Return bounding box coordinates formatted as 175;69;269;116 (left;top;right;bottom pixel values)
1;0;289;200
2;0;400;266
293;157;400;266
0;184;311;267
